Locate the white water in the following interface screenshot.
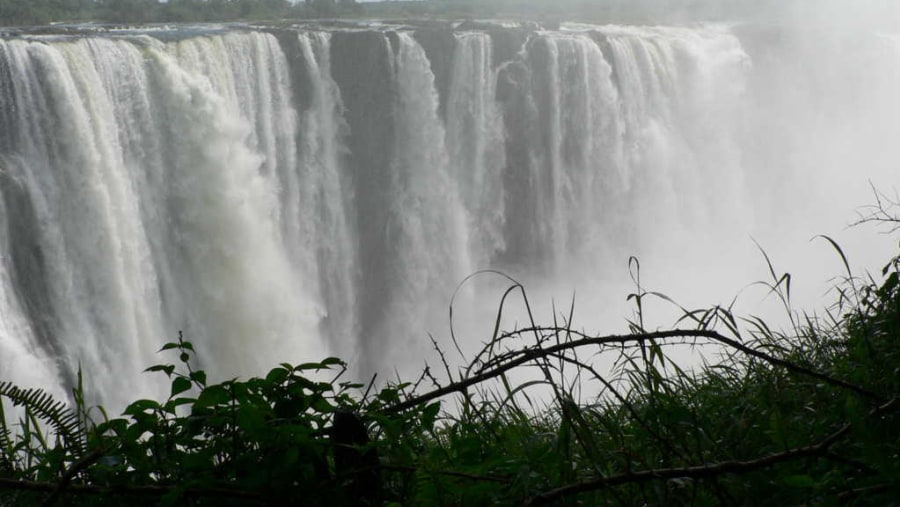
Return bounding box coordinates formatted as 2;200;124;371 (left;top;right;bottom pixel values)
0;22;898;408
373;32;472;370
445;31;506;268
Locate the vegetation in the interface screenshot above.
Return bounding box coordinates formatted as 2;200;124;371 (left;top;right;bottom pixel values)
0;0;362;26
0;0;790;28
1;198;899;506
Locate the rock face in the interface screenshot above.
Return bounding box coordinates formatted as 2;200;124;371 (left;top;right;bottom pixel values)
1;21;898;407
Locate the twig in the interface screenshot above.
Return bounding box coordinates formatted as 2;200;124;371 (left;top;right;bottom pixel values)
429;332;454;384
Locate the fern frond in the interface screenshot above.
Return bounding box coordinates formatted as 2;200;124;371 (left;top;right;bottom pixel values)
0;382;86;458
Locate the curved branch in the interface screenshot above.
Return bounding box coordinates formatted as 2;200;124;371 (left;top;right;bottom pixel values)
386;329;879;413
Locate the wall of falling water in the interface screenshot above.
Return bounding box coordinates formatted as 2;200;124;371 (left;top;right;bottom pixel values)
0;21;898;407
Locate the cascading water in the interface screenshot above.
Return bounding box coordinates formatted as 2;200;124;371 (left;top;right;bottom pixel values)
0;21;898;408
290;31;359;365
445;31;506;268
375;32;472;371
0;32;328;407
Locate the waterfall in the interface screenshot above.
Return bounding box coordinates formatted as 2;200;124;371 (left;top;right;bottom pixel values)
0;33;328;407
445;31;506;267
1;22;898;407
147;34;325;393
292;31;359;365
370;32;471;372
0;37;170;407
500;31;625;269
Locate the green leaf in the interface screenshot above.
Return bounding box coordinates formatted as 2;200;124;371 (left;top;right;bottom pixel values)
881;271;899;295
423;402;440;420
159;342;180;352
783;475;816;488
311;397;334;414
123;399;161;416
164;397;196;412
378;388;401;404
296;361;327;371
194;385;230;410
171;377;192;398
237;406;268;434
96;418;128;436
144;364;175;377
189;370;207;386
266;367;289;385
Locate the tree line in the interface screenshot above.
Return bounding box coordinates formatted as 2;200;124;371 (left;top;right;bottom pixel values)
0;0;365;27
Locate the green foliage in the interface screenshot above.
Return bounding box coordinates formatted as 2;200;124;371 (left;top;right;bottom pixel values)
0;0;377;27
0;0;94;26
81;334;369;505
1;224;900;505
0;381;85;458
0;0;802;27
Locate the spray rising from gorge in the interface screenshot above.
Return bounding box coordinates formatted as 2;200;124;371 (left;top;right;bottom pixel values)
1;20;899;407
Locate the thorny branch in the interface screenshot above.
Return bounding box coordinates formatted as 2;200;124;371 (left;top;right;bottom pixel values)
386;328;881;413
